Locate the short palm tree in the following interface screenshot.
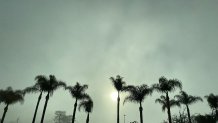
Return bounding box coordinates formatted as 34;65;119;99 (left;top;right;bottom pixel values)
123;84;153;123
37;75;66;123
0;87;24;123
175;91;203;123
24;76;52;123
110;75;126;123
205;93;218;121
153;76;182;123
78;96;94;123
66;82;89;123
155;95;180;119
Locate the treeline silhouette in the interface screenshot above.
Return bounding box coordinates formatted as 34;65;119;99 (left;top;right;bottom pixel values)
0;75;217;123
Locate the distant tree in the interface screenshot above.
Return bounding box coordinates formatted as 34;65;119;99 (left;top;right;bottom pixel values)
175;91;203;123
205;93;218;121
153;76;182;123
155;95;180;122
170;110;189;123
36;75;66;123
0;87;24;123
193;114;216;123
110;75;126;123
54;111;71;123
66;82;89;123
78;96;94;123
130;121;138;123
123;84;153;123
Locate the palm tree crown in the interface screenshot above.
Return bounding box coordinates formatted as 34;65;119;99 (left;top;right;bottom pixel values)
110;75;126;92
205;93;218;111
66;82;89;99
79;97;94;113
124;84;153;104
153;76;182;93
155;95;180;111
0;87;24;105
35;75;66;94
0;87;24;123
175;91;203;105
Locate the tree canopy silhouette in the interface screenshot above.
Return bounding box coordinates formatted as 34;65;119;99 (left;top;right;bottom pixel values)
123;84;153;123
205;93;218;121
153;76;182;123
110;75;126;123
24;75;55;123
66;82;89;123
175;91;203;123
155;95;180;111
79;96;93;123
0;87;24;123
34;75;66;123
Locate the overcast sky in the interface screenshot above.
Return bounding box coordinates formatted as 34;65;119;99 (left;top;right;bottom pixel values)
0;0;218;123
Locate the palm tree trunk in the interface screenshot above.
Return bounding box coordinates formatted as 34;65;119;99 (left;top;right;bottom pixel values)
40;92;50;123
139;102;143;123
117;91;120;123
186;105;192;123
86;113;89;123
72;99;78;123
216;109;218;121
32;92;42;123
1;104;9;123
166;92;172;123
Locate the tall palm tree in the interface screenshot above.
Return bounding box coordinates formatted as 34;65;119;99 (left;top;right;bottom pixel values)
175;91;203;123
110;75;126;123
23;76;51;123
0;87;24;123
36;75;66;123
78;96;94;123
123;84;153;123
66;82;89;123
153;76;182;123
155;95;180;121
205;93;218;121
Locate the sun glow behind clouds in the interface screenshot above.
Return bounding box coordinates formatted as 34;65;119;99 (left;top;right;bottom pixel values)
110;91;118;102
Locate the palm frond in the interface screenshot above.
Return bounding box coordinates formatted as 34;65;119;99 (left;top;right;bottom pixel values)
23;85;40;94
110;75;126;91
175;91;203;105
78;97;93;113
123;95;137;105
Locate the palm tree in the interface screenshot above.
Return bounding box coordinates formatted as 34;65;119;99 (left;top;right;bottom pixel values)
175;91;203;123
123;84;153;123
153;76;182;123
23;76;52;123
0;87;24;123
36;75;66;123
205;93;218;121
66;82;89;123
110;75;126;123
155;95;180;121
78;96;94;123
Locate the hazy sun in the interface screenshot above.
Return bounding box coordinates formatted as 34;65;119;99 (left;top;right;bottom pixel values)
110;91;118;102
